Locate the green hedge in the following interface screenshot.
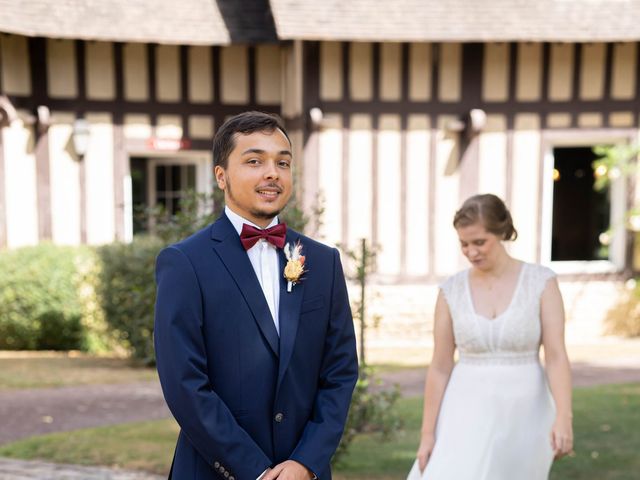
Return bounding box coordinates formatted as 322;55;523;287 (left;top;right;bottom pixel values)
1;192;321;360
95;236;164;364
0;239;162;361
0;244;92;350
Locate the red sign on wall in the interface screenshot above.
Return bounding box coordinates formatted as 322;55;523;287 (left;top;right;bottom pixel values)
146;138;192;151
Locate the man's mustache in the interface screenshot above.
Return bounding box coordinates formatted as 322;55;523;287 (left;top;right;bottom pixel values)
256;183;283;192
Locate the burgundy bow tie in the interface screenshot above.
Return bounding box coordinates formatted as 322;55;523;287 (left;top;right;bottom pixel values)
240;223;287;250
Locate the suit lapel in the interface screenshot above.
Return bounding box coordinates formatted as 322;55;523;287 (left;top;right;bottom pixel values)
276;229;305;391
210;215;279;357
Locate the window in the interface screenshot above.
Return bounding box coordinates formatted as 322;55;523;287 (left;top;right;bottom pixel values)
154;164;197;215
126;155;212;237
541;137;628;273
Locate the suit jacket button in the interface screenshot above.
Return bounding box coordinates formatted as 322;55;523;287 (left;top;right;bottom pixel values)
274;412;284;423
229;477;235;480
224;472;230;478
214;461;220;469
218;466;225;473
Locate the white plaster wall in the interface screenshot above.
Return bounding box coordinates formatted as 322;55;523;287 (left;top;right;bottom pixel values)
347;115;373;245
85;114;115;245
376;115;402;276
3;123;39;247
317;115;342;246
405;115;430;276
509;115;541;263
49;114;81;245
478;116;507;198
434;118;461;275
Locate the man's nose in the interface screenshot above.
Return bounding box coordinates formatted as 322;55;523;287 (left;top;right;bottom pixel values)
263;160;279;179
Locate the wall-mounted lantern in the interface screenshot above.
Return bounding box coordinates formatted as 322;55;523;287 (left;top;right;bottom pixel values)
447;108;487;136
446;108;487;163
0;95;18;127
309;107;324;127
36;106;50;134
72;118;91;159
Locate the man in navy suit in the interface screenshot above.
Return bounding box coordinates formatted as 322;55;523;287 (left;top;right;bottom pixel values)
154;111;358;480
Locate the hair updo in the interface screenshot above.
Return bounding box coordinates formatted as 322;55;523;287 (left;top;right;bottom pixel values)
453;194;518;241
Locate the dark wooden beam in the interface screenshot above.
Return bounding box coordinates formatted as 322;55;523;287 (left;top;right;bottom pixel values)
28;37;51;241
248;45;257;105
570;43;582;128
180;45;190;139
76;40;87;244
147;43;157;128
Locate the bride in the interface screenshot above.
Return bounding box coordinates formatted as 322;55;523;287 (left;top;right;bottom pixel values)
407;194;573;480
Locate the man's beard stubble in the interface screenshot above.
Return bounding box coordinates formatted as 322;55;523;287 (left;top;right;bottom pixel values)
225;175;287;220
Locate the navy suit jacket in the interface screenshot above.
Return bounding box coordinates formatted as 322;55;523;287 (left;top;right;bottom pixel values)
154;214;358;480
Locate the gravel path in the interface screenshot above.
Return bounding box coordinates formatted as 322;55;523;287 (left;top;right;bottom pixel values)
0;357;638;479
0;458;163;480
0;382;170;446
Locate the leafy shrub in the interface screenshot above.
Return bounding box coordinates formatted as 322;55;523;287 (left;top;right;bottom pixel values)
139;189;221;245
0;188;323;359
604;279;640;337
95;236;164;365
36;311;84;350
0;244;92;350
334;367;403;463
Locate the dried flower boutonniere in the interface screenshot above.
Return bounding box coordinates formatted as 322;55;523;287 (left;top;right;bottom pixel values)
283;241;306;292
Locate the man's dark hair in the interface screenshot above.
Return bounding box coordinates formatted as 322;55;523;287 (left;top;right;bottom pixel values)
213;111;291;169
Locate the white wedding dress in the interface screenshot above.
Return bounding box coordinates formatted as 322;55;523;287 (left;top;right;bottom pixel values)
408;262;556;480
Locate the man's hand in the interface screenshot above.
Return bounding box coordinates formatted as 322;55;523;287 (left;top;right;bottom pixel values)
261;460;314;480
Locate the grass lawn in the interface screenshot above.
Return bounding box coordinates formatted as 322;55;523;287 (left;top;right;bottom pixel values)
0;384;638;479
0;352;158;389
0;419;178;475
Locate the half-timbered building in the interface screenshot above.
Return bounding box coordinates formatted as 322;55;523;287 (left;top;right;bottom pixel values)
2;0;639;349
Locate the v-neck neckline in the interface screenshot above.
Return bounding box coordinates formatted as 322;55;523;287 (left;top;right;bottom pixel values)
465;262;526;322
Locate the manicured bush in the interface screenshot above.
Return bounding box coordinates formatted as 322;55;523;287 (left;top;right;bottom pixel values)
95;236;165;364
0;244;92;350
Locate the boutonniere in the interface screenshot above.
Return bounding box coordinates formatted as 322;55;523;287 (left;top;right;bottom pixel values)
283;241;306;292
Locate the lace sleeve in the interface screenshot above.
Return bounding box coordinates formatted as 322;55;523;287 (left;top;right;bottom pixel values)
438;271;466;319
438;275;456;311
534;265;557;299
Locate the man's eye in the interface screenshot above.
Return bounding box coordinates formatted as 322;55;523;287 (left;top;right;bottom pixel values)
279;161;291;168
247;158;260;164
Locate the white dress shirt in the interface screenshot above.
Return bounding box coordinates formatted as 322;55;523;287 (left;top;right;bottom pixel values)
225;206;281;334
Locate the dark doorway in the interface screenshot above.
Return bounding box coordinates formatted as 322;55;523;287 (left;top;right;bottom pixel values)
551;147;610;261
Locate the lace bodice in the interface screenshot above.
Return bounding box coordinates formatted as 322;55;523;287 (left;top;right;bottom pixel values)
440;263;556;363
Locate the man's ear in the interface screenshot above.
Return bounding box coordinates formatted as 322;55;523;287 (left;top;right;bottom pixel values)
214;165;226;190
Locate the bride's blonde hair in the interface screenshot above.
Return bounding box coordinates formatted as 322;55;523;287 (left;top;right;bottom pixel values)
453;194;518;241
